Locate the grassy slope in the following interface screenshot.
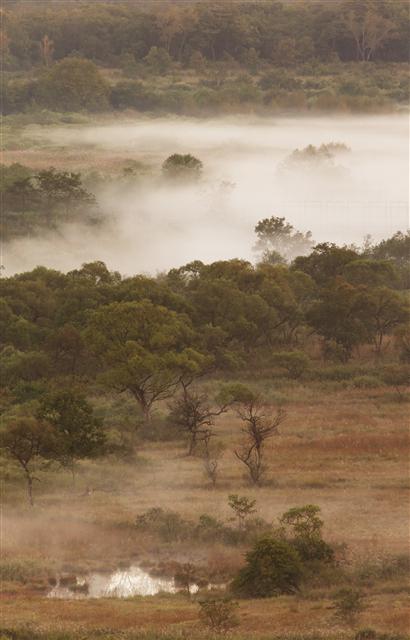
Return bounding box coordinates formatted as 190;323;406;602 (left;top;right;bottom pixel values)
2;384;409;638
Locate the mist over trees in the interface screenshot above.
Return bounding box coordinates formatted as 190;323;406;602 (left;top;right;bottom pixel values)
1;227;409;498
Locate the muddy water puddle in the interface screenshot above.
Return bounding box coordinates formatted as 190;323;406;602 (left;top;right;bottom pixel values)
48;565;225;599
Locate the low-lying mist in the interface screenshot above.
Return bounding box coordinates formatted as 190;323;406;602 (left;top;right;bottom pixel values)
5;114;409;276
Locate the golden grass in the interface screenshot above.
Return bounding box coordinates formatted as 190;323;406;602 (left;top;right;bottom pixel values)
2;591;410;637
2;386;409;637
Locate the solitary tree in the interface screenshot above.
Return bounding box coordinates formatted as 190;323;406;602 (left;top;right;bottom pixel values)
1;417;57;505
228;494;256;529
232;388;285;485
162;154;203;180
201;433;224;488
169;385;230;455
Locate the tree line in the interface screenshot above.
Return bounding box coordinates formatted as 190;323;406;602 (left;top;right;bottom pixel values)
2;0;409;71
1;224;409;501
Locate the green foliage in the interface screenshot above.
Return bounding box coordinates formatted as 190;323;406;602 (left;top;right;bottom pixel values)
1;416;59;505
87;300;205;420
36;58;109;112
228;494;256;529
36;390;106;469
271;351;311;379
2;165;97;240
232;537;303;598
110;81;159;111
280;505;334;564
144;47;172;74
162;154;203;180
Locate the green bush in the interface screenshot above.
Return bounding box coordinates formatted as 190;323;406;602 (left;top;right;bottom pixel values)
351;375;381;389
231;537;303;598
271;351;310;379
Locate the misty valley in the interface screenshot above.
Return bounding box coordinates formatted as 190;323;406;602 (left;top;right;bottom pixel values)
1;2;410;640
3;114;409;276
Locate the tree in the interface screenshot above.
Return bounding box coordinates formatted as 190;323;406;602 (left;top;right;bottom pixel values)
174;562;201;596
1;417;57;505
162;154;203;180
198;598;239;634
280;505;334;563
293;243;359;286
307;278;368;362
36;57;109;111
228;494;256;530
232;537;303;598
229;386;285;485
40;34;54;67
87;300;206;422
344;5;396;62
201;433;224;488
35;168;96;223
254;216;313;263
362;287;409;356
144;46;172;73
36;390;105;481
168;385;229;455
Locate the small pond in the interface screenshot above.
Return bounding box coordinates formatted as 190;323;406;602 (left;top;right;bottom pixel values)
47;565;224;599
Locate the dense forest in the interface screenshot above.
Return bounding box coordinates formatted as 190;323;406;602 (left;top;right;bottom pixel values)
2;225;409;432
2;0;410;115
3;0;409;66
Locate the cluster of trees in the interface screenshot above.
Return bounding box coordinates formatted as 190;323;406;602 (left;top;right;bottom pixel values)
1;163;99;240
3;53;409;116
2;1;409;71
1;224;409;500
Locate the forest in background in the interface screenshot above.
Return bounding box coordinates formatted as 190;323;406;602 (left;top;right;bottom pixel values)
2;0;409;116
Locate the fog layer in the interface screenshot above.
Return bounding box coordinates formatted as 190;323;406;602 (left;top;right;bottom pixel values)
5;114;409;275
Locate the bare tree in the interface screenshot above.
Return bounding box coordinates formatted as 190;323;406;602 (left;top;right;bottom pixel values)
344;9;396;62
201;432;224;488
234;395;285;485
40;34;54;67
169;383;230;456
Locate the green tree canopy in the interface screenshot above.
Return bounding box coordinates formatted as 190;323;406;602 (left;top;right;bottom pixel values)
36;57;109;111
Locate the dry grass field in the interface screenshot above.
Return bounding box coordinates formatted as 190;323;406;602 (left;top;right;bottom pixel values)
2;383;409;639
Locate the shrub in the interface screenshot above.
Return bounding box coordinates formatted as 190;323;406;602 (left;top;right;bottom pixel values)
199;597;239;634
355;631;377;640
110;81;159;111
135;507;191;542
271;351;310;379
231;537;303;598
333;587;366;625
351;375;380;389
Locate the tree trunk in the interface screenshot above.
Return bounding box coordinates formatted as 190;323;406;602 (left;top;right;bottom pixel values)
26;472;34;507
